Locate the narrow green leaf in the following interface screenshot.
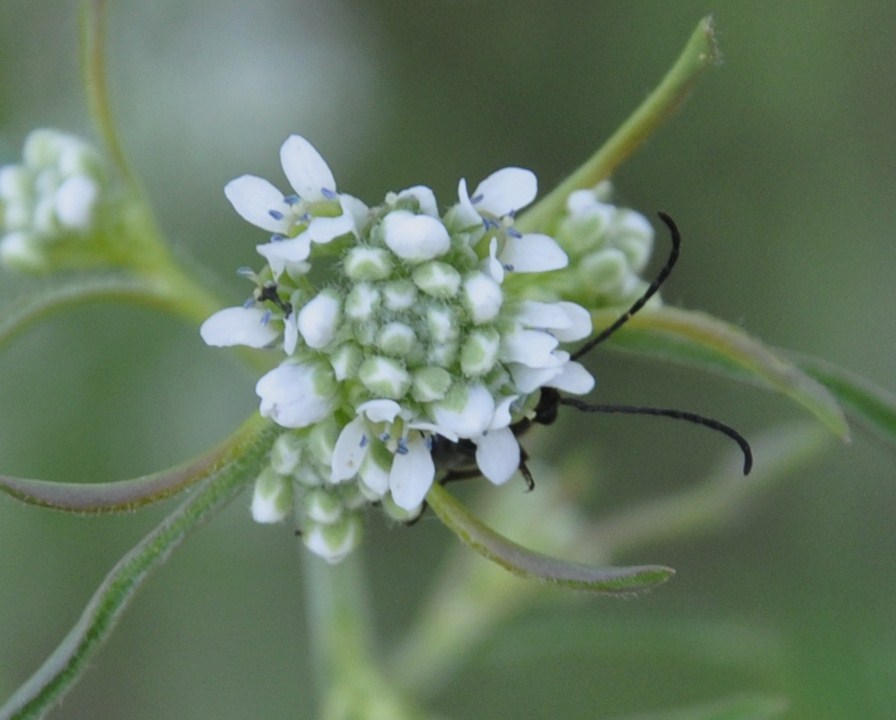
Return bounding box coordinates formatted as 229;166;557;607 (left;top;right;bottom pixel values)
426;484;674;594
517;16;720;235
0;415;264;512
0;415;279;720
789;352;896;446
593;306;850;439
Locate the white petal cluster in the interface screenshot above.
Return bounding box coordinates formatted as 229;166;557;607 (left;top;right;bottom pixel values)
202;135;596;562
0;130;106;272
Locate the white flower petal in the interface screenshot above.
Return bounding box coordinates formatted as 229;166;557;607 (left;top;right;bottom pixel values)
486;237;505;283
473;428;520;485
489;395;519;430
359;454;390;496
508;363;564;393
358;399;402;423
283;314;299;355
501;328;561;368
500;233;568;273
382;210;450;262
225;175;290;233
340;194;370;229
297;291;340;348
432;383;495;438
54;175;97;230
397;185;439;217
256;235;313;277
331;416;369;482
516;300;592;342
546;361;595;394
453;177;481;228
473;167;537;217
408;421;459;443
304;212;355;244
389;434;435;510
251;472;292;523
516;300;573;330
279;135;336;201
256;361;335;429
551;302;593;342
462;272;503;323
200;307;279;348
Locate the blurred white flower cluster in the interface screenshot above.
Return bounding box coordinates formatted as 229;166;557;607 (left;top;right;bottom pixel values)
544;182;657;308
0;129;106;272
202;135;599;562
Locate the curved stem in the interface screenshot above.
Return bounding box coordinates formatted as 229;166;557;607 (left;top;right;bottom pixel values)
79;0;135;188
0;415;279;720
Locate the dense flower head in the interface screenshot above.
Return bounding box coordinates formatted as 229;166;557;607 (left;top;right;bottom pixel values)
0;129;107;272
202;135;598;562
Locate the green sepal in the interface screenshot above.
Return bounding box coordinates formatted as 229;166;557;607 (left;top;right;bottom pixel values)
593;306;850;440
0;414;280;720
426;484;674;594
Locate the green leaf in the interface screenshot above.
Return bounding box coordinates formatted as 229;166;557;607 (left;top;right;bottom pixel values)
593;306;850;439
426;484;674;594
0;415;266;513
788;351;896;446
608;695;788;720
0;415;279;720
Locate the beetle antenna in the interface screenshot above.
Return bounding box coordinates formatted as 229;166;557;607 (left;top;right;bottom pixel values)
572;211;681;361
558;396;753;475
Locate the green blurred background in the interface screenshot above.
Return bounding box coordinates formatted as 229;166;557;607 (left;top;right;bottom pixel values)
1;2;894;718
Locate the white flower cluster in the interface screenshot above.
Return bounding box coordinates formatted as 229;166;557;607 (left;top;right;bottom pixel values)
0;129;106;272
202;135;596;562
546;183;656;307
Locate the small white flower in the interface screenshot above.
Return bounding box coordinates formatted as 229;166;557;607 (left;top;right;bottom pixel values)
462;272;503;323
431;383;496;438
455;167;537;228
224;135;356;269
382;210;451;262
297;291;341;349
54;175;99;230
256;360;336;429
251;468;293;523
331;399;401;483
303;515;362;564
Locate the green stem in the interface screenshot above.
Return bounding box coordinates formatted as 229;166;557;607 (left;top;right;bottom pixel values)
79;0;135;188
517;15;720;234
303;551;426;720
0;415;278;720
